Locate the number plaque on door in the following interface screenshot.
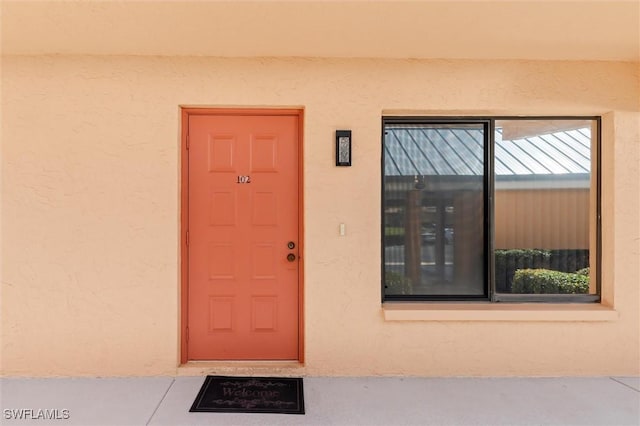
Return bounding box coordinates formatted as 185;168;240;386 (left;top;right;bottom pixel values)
236;175;251;184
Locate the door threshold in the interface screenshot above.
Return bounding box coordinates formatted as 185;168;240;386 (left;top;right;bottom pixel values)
178;360;305;377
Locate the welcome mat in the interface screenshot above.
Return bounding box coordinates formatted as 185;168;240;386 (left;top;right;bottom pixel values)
189;376;305;415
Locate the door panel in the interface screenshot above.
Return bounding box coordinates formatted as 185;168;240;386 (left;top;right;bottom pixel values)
188;114;299;360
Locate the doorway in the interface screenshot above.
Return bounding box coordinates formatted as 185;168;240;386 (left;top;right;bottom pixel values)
181;109;303;361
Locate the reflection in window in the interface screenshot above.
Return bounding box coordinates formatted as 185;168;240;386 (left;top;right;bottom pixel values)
494;120;596;295
383;123;486;298
382;118;599;301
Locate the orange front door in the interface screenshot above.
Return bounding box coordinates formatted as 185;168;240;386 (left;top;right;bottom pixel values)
187;113;300;360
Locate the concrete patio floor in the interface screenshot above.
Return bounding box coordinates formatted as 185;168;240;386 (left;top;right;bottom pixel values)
1;376;638;426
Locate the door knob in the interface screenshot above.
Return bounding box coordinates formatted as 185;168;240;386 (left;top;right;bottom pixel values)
287;253;296;262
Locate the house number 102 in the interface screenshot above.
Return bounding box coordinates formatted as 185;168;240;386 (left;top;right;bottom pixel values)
236;175;251;184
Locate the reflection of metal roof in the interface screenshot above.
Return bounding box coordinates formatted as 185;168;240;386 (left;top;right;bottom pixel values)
384;127;591;177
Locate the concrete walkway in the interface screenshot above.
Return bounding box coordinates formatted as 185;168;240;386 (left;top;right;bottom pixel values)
1;376;638;426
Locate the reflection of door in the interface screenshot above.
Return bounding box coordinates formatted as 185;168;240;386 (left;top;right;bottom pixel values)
187;112;300;360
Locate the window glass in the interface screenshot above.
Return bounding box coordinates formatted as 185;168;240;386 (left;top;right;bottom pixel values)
383;123;486;298
493;119;597;296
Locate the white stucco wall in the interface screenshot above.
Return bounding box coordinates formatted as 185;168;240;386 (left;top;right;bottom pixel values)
1;57;638;376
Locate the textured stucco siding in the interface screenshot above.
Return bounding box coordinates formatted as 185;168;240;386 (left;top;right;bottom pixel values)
1;56;638;377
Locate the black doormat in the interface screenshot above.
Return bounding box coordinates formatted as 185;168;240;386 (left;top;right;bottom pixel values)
189;376;305;415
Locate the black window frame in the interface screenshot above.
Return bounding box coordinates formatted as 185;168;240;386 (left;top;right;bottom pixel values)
381;116;601;303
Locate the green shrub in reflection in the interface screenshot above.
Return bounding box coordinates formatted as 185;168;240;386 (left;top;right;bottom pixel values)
495;249;589;292
512;269;589;294
576;267;590;276
384;271;411;295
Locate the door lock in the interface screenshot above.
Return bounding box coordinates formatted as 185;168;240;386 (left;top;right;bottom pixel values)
287;241;296;249
287;253;296;262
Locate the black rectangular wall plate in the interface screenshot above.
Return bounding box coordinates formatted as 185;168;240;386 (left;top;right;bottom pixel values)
336;130;352;166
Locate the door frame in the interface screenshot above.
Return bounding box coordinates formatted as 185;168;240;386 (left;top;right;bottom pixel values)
180;107;305;364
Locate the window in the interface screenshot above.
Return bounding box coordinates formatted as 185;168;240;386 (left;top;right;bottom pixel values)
382;117;600;302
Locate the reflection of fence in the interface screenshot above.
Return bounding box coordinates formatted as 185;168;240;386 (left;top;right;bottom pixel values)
494;249;589;292
495;189;590;250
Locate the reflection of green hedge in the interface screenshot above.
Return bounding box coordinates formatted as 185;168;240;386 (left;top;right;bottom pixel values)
495;249;551;292
512;269;589;294
385;227;405;236
384;271;411;295
384;227;405;246
576;267;590;276
548;250;590;272
495;249;589;292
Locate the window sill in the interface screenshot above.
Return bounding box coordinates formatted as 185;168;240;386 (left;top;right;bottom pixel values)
382;303;618;322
